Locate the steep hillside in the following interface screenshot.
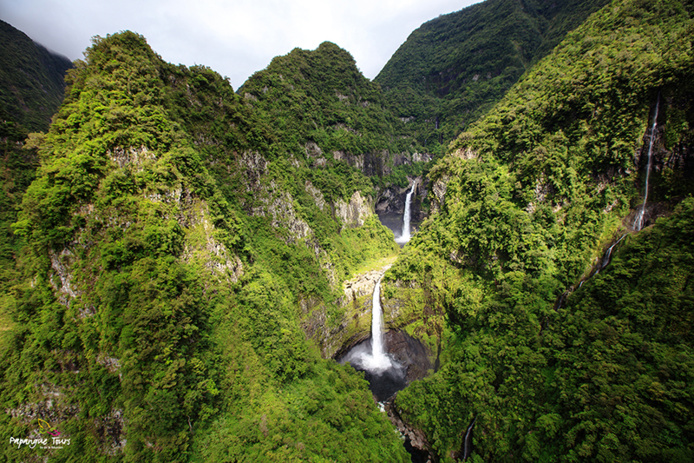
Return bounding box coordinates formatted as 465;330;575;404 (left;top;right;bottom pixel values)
0;32;407;462
240;42;427;181
0;20;72;132
375;0;610;153
0;20;72;353
384;0;694;460
240;41;435;240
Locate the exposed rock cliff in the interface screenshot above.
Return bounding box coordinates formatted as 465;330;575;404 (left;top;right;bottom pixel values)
334;190;373;229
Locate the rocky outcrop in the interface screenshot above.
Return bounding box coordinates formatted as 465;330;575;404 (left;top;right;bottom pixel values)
181;200;244;283
108;145;156;169
376;176;429;232
49;248;79;309
430;174;450;215
6;383;80;435
305;141;433;179
305;180;327;211
94;409;126;456
383;330;433;383
334;191;373;229
385;400;436;463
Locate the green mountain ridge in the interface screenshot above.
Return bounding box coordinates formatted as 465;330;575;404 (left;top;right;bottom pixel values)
0;19;72;132
375;0;611;152
0;31;407;462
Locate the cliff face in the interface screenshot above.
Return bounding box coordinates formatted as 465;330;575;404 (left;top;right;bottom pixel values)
307;265;389;359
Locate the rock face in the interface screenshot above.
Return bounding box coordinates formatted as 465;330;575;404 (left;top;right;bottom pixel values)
385;401;436;463
334;191;373;229
376;177;427;217
383;330;433;384
343;266;389;301
430;174;449;215
376;176;429;236
241;151;313;243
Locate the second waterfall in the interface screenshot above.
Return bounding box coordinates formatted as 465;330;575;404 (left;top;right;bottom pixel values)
339;270;407;401
396;181;416;244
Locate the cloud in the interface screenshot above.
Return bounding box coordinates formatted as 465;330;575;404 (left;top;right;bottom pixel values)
1;0;479;89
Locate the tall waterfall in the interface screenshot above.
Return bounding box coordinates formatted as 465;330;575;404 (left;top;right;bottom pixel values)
395;181;416;244
634;94;660;231
362;276;392;371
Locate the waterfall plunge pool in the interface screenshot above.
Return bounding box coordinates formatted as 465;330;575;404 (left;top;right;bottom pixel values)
337;331;433;402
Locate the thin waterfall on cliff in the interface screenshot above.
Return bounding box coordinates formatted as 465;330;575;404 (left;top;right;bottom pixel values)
462;417;476;461
395;181;416;244
597;234;627;273
361;276;392;371
634;94;660;231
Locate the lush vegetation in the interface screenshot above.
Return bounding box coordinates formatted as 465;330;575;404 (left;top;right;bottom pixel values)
239;41;424;194
375;0;610;154
0;20;72;355
386;0;694;460
2;0;693;460
0;20;72;132
0;31;405;462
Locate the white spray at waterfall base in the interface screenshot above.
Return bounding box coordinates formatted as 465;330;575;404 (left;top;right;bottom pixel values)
341;275;404;376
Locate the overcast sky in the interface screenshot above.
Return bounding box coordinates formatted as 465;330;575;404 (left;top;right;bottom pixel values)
1;0;480;89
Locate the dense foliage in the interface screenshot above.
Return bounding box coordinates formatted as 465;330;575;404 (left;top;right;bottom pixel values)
387;0;694;460
2;0;693;460
375;0;610;153
0;31;405;462
0;20;71;356
240;41;424;192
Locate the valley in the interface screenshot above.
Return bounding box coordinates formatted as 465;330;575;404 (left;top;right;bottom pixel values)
1;0;693;462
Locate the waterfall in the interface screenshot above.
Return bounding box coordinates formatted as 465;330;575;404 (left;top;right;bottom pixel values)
395;181;416;244
599;234;626;270
362;276;392;371
371;277;387;360
339;266;408;401
462;417;476;461
634;94;660;231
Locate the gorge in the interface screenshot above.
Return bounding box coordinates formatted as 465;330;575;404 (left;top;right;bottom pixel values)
1;0;693;462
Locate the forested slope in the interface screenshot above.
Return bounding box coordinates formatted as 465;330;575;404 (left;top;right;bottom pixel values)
385;0;694;460
375;0;610;153
0;20;72;132
1;0;693;460
0;20;72;357
0;32;407;462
